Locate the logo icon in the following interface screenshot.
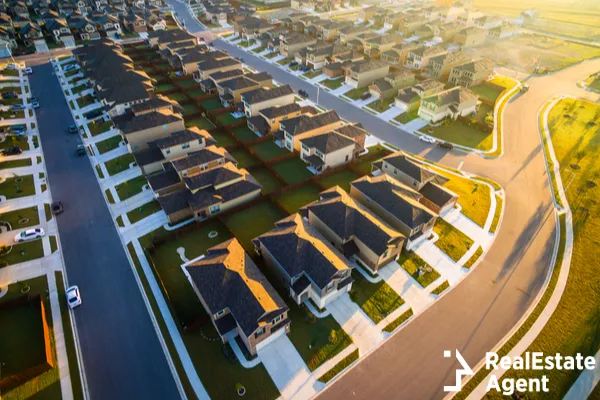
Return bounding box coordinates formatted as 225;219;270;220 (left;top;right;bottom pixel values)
444;350;474;392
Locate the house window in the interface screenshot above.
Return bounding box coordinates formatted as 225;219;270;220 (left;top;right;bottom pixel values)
302;144;309;152
255;327;265;337
165;148;171;154
218;159;223;164
182;171;188;177
182;143;190;149
345;155;349;162
272;315;283;324
214;309;225;318
325;282;334;293
209;204;220;213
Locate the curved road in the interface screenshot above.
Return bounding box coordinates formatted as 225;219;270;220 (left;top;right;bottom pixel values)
167;5;600;398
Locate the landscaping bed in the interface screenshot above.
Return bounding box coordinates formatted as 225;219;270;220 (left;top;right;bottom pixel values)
397;251;440;288
350;270;404;324
432;218;474;262
382;308;413;333
271;158;313;184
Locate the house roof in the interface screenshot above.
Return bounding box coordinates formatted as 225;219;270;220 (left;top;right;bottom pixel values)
259;103;301;119
185;238;287;337
253;214;352;290
419;181;457;207
147;28;195;42
170;146;229;172
280;110;340;136
130;96;181;115
422;86;478;107
452;58;494;74
349;59;389;74
147;167;181;191
114;110;182;135
300;131;355;154
218;76;261;91
351;175;437;230
381;151;438;184
183;163;242;190
152;127;213;149
241;84;294;105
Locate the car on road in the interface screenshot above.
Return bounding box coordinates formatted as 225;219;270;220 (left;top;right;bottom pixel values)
438;141;454;150
24;67;33;75
77;144;86;156
419;135;436;144
0;146;22;155
298;89;309;98
64;64;77;71
32;100;39;109
68;124;78;134
66;286;82;309
51;201;64;215
521;84;530;93
14;228;45;243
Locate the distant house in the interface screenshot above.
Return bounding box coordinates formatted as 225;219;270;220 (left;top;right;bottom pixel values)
345;60;389;89
368;71;416;100
474;15;502;30
363;34;402;57
241;84;295;117
394;79;446;112
417;86;479;123
146;28;197;48
122;11;146;32
67;12;100;40
195;55;242;79
279;32;317;58
279;110;344;152
454;27;487;47
426;51;472;82
43;17;74;46
253;214;354;309
488;22;518;39
217;72;272;107
233;16;273;40
247;103;303;136
198;68;244;93
183;238;290;356
404;45;447;71
448;58;494;87
301;187;405;273
299;129;362;173
18;22;43;47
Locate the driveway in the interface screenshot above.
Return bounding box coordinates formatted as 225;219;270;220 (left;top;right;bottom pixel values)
62;37;76;49
29;63;181;399
257;334;316;400
34;39;49;53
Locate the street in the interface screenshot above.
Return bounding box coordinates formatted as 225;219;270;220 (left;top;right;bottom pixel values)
29;63;181;399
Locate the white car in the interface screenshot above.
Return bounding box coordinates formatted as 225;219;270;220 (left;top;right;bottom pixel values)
66;286;82;309
24;67;33;74
419;135;436;144
14;228;45;243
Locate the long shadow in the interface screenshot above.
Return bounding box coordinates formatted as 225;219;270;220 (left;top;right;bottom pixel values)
509;144;542;181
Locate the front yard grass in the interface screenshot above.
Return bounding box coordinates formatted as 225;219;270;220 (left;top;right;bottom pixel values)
433;218;474;262
199;98;223;112
231;126;258;142
95;135;122;154
398;250;440;288
248;166;282;194
350;270;404;324
104;153;135;176
343;87;368;100
184;117;214;131
382;308;414;333
0;239;44;266
87;120;113;136
321;77;344;90
0;206;39;230
272;157;313;184
367;97;395;113
76;95;96;108
0;158;32;170
317;169;360;192
115;175;147;201
277;57;293;66
127;200;162;224
274;183;321;214
264;52;278;59
421;119;493;151
303;70;323;79
0;174;35;199
0;135;30;151
431;280;450;296
471;82;505;103
222;201;286;252
250;141;287;161
238;39;256;48
229;147;260;169
318;349;359;383
394;110;419;124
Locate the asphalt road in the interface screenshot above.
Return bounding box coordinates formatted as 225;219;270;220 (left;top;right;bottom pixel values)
167;4;600;398
30;63;180;399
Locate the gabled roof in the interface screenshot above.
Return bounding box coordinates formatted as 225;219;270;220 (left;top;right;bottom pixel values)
381;151;438;184
300;131;355;154
280;110;340;136
259;103;301;119
253;214;352;290
422;86;478;107
241;84;294;105
185;238;288;337
114;110;182;135
183;163;242;190
170;146;230;173
349;60;389;74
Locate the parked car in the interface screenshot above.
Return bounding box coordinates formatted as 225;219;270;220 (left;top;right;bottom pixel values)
14;228;45;243
77;144;86;156
64;64;77;71
6;63;17;70
360;92;371;100
298;89;309;98
520;84;530;93
301;66;310;72
419;135;436;144
438;141;454;150
11;104;25;110
289;61;298;68
0;146;22;155
66;286;82;309
84;109;103;119
32;101;39;109
2;91;18;99
68;124;78;134
24;67;33;74
51;201;64;215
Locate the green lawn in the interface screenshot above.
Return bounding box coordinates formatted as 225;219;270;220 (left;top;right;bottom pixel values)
0;158;32;170
184;117;214;131
95;135;122;154
209;130;236;147
127;200;162;224
382;308;414;333
264;52;278;59
156;83;176;93
463;246;483;269
250;141;288;161
252;46;267;54
105;153;135;176
87;120;113;136
248;167;283;194
303;70;323;79
199;98;223;111
229;147;260;169
0;85;21;94
222;201;287;252
115;175;147;201
470;82;505;103
274;184;321;214
431;280;450;295
490;194;503;233
238;39;256;48
0;206;39;230
183;103;200;115
177;79;199;87
71;84;88;95
367;97;395;113
422;119;493;151
0;174;36;199
232;126;258;142
0;135;30;151
398;251;440;288
76;95;96;108
350;270;404;324
288;303;353;371
343;87;368;100
0;109;25;119
272;158;313;184
187;88;207;97
277;57;293;66
216;112;243;126
322;78;344;90
433;218;474;262
394;109;420;124
0;240;44;267
317;169;360;193
167;92;188;102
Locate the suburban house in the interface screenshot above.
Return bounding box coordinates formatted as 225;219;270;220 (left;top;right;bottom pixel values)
299;128;363;173
337;24;370;44
233;16;273;39
345;60;390;89
133;126;215;174
372;151;458;214
404;45;447;70
319;21;351;41
114;106;185;152
454;27;487;47
179;49;228;75
43;17;74;46
368;70;416;100
279;32;317;58
199;69;244;93
122;11;147;32
247;103;303;136
18;22;43;47
183;238;290;357
350;174;438;243
67;12;100;40
195;55;243;81
150;159;262;223
448;58;494;87
363;34;402;57
158;40;197;61
398;16;428;35
300;187;405;273
384;12;404;30
279;110;344;152
88;11;121;37
488;22;519;39
241;84;295;117
380;42;420;66
253;214;354;309
474;15;502;29
394;79;446;112
417;86;479;123
146;28;197;49
217;72;272;107
438;22;462;41
305;43;348;70
426;51;472;82
457;10;484;26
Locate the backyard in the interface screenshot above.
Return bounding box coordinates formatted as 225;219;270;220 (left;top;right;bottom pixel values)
274;183;321;214
199;98;223;112
271;158;313;184
317;169;361;193
248;167;282;194
250;141;287;161
232;126;258;142
229;147;260;169
221;201;286;252
185;117;214;131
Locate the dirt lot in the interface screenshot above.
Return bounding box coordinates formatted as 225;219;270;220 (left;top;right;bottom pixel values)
473;34;600;74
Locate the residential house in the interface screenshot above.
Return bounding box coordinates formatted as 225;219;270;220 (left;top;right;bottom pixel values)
454;27;487;47
279;32;316;58
337;24;370;44
363;34;402;57
474;15;502;30
88;11;121;37
67;12;100;40
146;28;197;48
404;45;447;71
253;214;354;309
427;51;471;81
301;187;405;273
456;10;484;26
114;107;185;151
345;60;390;89
350;174;438;243
122;11;146;32
198;68;244;93
305;42;348;70
9;1;28;18
398;16;428;36
380;42;420;66
448;58;494;87
217;72;272;107
417;86;479;123
241;84;295;117
0;25;17;55
18;22;44;47
394;79;446;112
247;103;304;136
43;17;74;45
384;12;404;30
437;22;461;41
299;125;366;173
184;238;290;357
368;70;416;100
488;22;518;39
279;110;344;152
178;49;226;75
147;14;166;30
233;16;273;39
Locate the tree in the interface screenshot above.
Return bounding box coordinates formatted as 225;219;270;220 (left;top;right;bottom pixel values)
575;150;587;165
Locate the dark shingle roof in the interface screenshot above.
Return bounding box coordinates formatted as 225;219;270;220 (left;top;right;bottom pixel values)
114;110;182;135
183;165;242;190
241;85;294;105
382;152;436;183
300;131;355;154
280;110;340;136
259;103;301;119
170;147;227;172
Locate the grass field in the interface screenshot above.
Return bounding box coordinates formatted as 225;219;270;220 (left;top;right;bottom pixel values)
232;126;258;142
272;158;313;184
0;174;35;199
317;169;360;193
249;166;283;194
222;201;286;252
127;200;162;224
104;153;135;176
229;147;260;169
199;98;223;111
433;219;474;262
398;251;440;288
422;119;493;151
250;141;288;161
0;206;39;230
274;183;321;214
350;270;404;324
